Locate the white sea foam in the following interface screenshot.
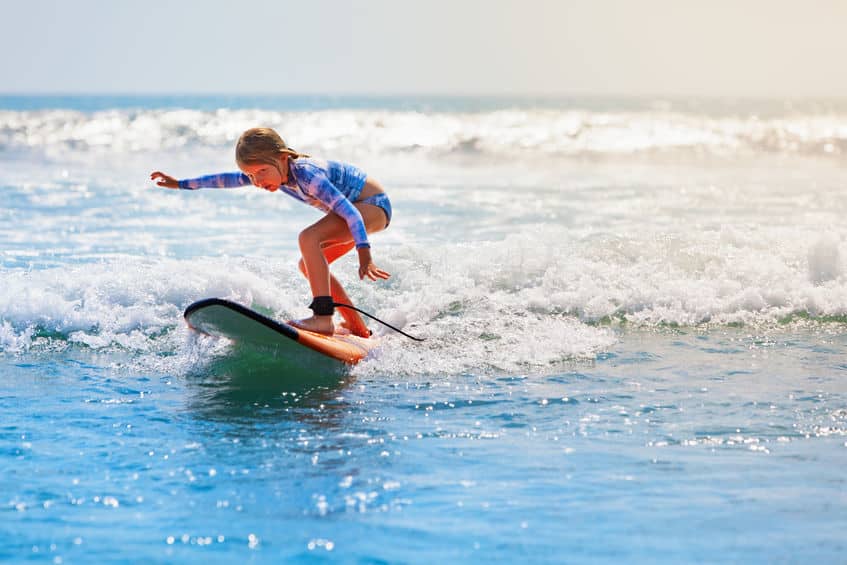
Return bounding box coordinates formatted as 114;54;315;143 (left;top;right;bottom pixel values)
0;250;616;372
808;235;843;285
2;225;847;372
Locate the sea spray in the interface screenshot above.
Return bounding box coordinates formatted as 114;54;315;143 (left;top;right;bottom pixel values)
808;235;842;285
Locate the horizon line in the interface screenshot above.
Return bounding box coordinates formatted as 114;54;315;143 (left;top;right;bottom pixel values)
2;91;847;102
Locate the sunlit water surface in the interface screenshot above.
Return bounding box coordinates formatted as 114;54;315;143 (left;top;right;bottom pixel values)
1;95;846;563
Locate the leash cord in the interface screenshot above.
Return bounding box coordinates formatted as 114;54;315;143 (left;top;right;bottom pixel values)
333;303;426;342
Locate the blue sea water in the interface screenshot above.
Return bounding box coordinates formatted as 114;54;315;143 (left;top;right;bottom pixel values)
1;95;847;563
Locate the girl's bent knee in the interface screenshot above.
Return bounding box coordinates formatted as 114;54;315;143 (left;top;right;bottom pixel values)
298;229;316;248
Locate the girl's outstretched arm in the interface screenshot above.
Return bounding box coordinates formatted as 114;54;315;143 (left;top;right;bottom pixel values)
150;171;180;189
149;171;251;190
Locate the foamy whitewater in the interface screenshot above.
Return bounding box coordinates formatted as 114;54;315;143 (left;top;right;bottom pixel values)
1;96;846;563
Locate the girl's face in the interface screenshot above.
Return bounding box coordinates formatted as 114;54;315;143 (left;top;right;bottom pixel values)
240;155;288;192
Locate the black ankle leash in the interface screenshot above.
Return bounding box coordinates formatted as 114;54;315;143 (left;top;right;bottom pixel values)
309;297;426;342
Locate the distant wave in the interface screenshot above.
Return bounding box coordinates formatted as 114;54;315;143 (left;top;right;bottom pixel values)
1;108;846;159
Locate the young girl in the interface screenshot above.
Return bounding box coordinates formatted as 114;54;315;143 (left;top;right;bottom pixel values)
150;127;391;337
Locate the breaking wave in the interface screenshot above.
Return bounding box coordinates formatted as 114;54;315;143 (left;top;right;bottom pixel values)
2;107;846;160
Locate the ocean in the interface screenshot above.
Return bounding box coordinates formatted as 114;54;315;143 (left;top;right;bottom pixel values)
1;94;846;563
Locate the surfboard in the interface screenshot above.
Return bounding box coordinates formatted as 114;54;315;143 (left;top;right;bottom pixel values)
184;298;377;365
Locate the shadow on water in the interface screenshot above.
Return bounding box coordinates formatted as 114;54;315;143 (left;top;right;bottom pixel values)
183;342;355;426
179;343;387;485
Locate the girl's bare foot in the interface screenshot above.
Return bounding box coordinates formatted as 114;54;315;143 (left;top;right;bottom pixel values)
289;315;335;336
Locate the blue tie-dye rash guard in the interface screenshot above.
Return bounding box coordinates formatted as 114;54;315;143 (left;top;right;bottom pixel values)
177;158;372;248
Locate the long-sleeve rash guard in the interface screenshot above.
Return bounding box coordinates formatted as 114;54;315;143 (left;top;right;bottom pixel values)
178;158;371;248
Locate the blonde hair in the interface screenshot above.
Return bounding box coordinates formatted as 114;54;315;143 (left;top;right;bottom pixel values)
235;127;309;167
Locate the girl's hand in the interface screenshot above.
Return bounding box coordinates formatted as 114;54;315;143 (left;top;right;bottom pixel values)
357;247;390;281
150;171;180;189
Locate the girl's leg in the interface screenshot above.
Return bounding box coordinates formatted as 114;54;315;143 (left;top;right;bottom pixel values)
293;203;389;335
298;240;370;337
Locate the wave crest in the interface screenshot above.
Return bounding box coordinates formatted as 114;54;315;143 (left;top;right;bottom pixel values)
2;108;846;159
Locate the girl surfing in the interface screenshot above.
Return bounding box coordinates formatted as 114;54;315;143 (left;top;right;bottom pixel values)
150;127;391;338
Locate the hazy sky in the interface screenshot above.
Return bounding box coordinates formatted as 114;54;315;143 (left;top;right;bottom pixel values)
2;0;845;97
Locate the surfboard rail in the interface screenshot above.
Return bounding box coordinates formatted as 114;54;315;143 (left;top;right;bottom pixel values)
184;298;376;365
